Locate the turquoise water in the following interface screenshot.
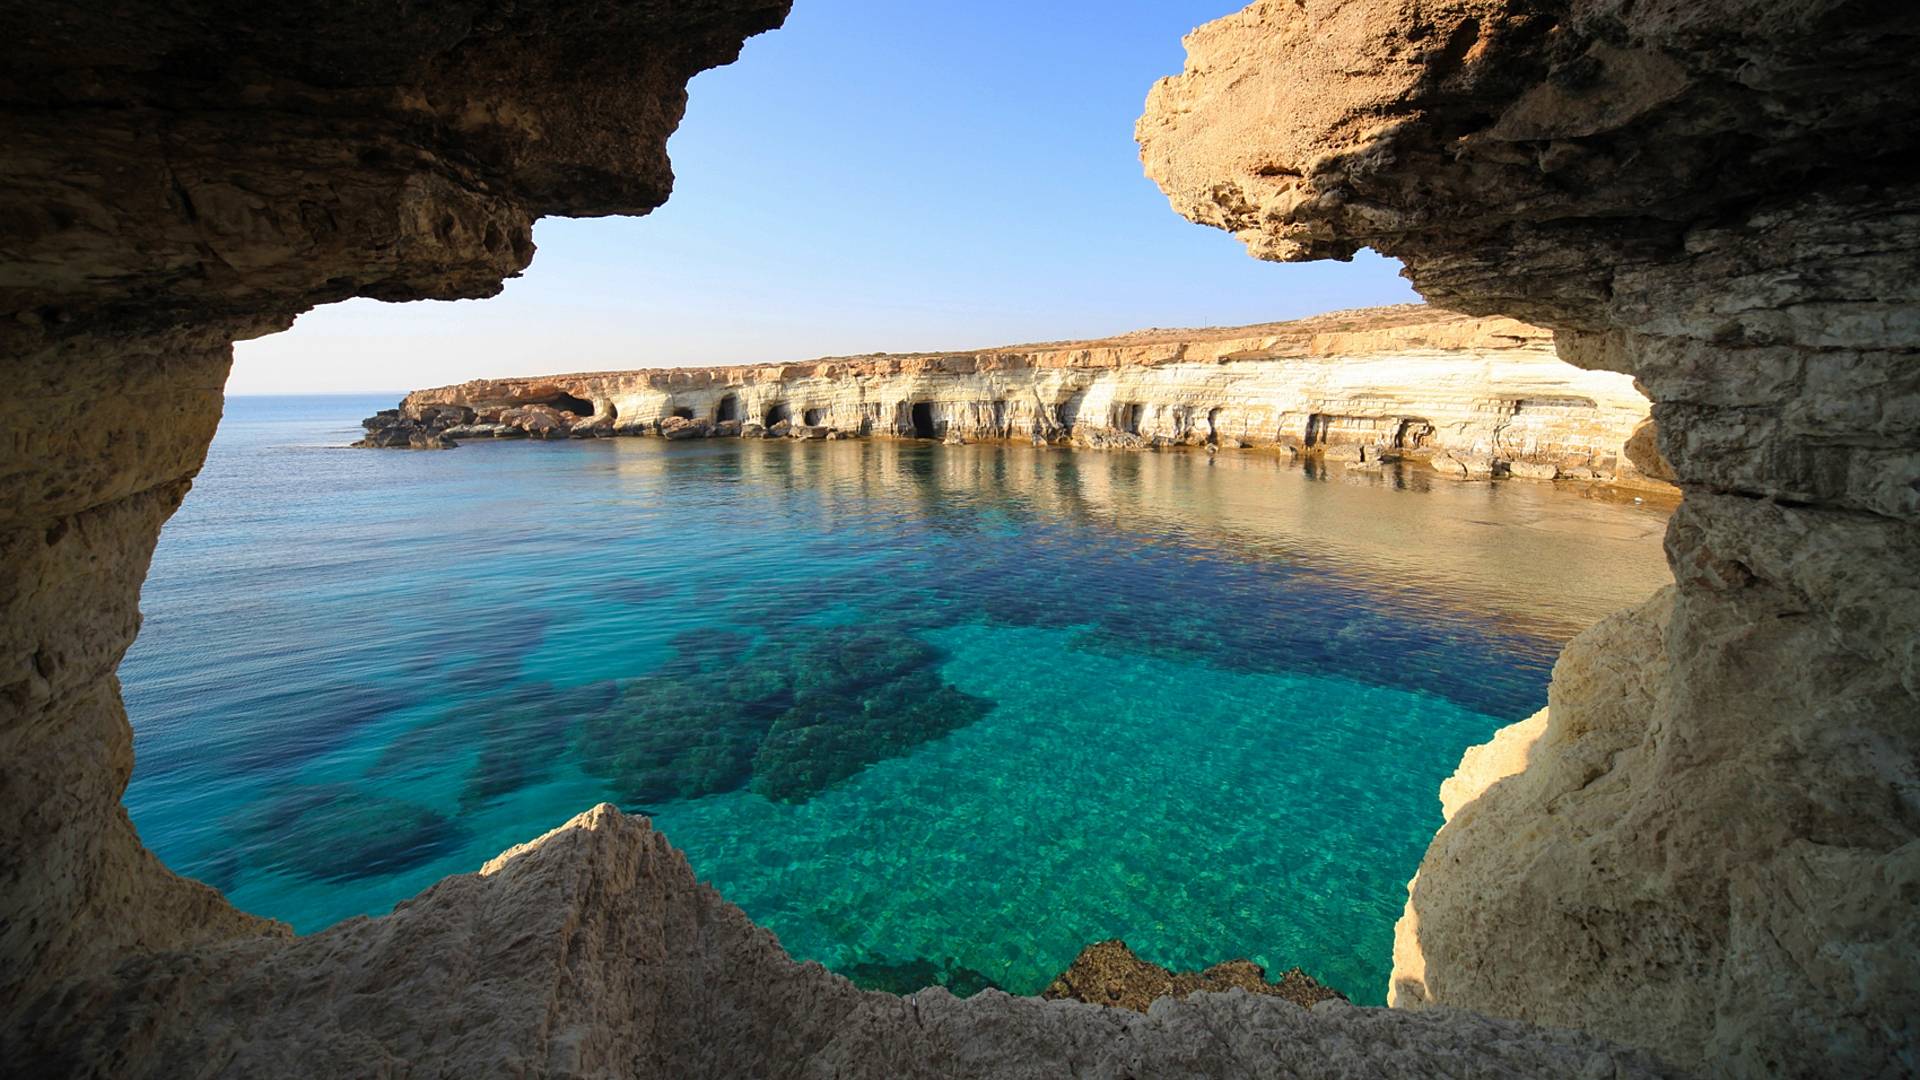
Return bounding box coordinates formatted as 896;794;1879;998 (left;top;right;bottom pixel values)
122;395;1672;1004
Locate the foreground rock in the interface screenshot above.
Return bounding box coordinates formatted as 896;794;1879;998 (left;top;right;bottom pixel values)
367;304;1673;490
0;0;790;1035
1043;939;1346;1014
4;806;1679;1079
1141;0;1920;1074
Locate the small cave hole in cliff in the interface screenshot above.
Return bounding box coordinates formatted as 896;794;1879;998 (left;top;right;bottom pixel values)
803;407;824;426
548;392;594;417
1118;403;1144;435
910;402;936;438
716;394;739;423
1395;418;1433;449
1056;391;1086;434
1207;407;1221;441
1305;412;1331;446
672;407;694;420
765;402;791;426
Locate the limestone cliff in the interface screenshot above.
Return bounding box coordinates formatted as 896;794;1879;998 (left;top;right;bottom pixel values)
0;1;1684;1076
1140;1;1920;1075
374;304;1672;486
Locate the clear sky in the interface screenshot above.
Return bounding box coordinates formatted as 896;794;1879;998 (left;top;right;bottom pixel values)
229;0;1417;394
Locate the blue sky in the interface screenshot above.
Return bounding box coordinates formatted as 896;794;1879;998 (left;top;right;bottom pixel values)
230;0;1416;393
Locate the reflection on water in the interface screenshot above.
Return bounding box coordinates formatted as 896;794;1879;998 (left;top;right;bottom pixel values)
123;396;1672;1006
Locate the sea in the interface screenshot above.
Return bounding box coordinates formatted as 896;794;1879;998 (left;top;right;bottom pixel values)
120;393;1673;1004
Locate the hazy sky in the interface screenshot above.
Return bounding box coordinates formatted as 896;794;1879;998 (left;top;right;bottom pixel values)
230;0;1417;395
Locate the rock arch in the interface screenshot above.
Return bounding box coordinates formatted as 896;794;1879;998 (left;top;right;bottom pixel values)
1141;1;1920;1073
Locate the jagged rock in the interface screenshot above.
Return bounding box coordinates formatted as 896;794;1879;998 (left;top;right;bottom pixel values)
1141;1;1920;1073
790;424;832;440
0;0;794;1039
1507;460;1557;481
942;431;966;446
768;419;792;437
740;422;768;439
1042;940;1347;1014
2;807;1682;1079
713;419;744;438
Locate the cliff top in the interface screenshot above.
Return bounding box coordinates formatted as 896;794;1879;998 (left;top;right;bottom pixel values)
409;304;1552;398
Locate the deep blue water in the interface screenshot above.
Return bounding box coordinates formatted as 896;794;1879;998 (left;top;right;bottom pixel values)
122;394;1671;1004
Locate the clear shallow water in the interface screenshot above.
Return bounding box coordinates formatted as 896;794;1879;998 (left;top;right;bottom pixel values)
122;394;1673;1004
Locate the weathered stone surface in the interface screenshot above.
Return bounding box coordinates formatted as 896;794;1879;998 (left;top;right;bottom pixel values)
1042;939;1346;1014
3;805;1681;1079
0;0;789;1039
1141;1;1920;1074
385;305;1665;484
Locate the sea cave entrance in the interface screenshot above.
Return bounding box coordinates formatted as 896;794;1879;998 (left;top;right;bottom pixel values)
550;392;594;417
717;394;739;423
910;401;936;438
803;407;824;426
765;402;791;426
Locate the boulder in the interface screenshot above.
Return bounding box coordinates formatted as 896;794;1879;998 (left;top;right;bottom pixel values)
660;416;712;440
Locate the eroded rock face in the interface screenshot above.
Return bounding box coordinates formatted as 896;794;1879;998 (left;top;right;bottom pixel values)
1141;1;1920;1074
0;0;788;1030
4;805;1683;1079
0;2;1684;1075
380;304;1673;487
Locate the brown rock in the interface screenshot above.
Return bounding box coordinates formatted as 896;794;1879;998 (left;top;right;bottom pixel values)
1043;940;1347;1015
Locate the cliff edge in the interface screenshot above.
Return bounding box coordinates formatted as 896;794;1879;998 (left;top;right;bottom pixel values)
369;304;1673;489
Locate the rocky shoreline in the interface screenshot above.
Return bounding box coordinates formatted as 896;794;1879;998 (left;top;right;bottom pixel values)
356;305;1677;492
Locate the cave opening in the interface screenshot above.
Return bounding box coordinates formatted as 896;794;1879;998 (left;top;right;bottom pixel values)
910;401;936;438
1395;418;1434;449
717;394;739;423
765;402;791;426
1207;407;1221;441
1117;403;1144;435
671;407;694;420
549;392;594;417
992;400;1007;433
803;407;824;426
1305;412;1330;446
1056;391;1086;434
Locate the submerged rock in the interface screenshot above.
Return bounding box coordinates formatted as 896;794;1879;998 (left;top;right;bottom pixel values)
840;954;1004;998
226;784;463;884
1043;940;1348;1014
